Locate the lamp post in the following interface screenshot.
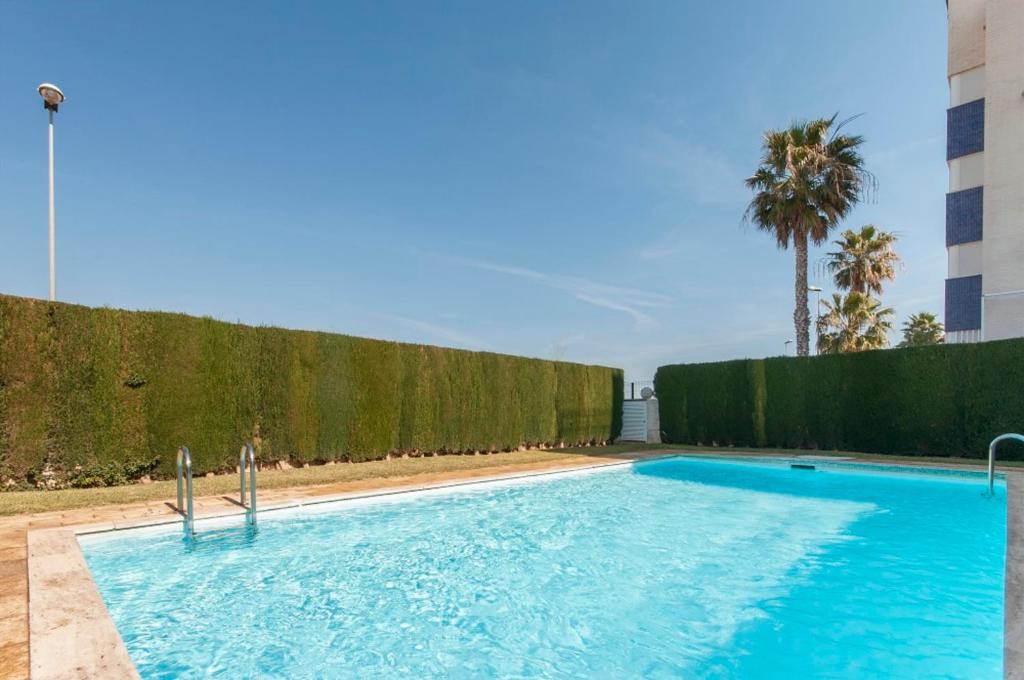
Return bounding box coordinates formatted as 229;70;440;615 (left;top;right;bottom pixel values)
808;285;823;355
784;339;793;356
37;83;65;302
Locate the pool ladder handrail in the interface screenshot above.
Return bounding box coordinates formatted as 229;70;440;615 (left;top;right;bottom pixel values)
239;442;257;526
987;433;1024;495
176;445;195;537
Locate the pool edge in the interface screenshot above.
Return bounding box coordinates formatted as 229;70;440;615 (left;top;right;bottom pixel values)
27;527;139;680
1006;471;1024;680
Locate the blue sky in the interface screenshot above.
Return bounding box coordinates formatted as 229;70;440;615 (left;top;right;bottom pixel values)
0;2;948;378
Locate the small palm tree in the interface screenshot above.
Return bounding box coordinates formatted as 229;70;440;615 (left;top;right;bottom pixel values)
817;292;894;354
899;312;945;347
746;115;872;356
826;225;900;295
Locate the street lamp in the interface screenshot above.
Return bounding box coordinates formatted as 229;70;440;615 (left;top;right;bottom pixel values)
784;339;793;355
808;285;823;355
37;83;65;302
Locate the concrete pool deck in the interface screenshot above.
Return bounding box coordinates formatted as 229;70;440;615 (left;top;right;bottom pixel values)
4;451;1022;679
1006;472;1024;679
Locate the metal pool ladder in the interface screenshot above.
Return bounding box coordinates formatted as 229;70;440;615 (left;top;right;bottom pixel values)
239;442;257;527
176;445;195;537
987;433;1024;496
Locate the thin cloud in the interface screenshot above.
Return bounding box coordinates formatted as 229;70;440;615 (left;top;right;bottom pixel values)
372;311;482;349
884;293;944;314
585;118;748;205
452;257;671;331
867;135;944;165
633;128;748;204
551;333;585;361
633;228;698;260
586;319;794;377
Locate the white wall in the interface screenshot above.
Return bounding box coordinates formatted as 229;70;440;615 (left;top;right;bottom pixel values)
948;241;983;278
982;0;1024;340
948;0;986;77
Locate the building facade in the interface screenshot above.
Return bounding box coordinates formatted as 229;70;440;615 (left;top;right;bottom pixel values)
946;0;1024;343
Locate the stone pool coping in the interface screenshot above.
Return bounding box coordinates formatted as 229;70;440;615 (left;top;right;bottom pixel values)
19;453;1024;679
1006;472;1024;679
27;528;138;679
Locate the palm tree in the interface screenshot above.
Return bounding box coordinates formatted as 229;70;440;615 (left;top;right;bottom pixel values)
899;312;945;347
745;115;872;356
826;225;899;295
817;292;894;354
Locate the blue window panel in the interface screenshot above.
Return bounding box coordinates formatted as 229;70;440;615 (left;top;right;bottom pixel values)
945;275;982;331
946;186;984;246
947;98;985;160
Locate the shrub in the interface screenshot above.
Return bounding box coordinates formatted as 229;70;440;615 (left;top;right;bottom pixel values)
67;457;161;488
0;294;623;482
655;341;1024;459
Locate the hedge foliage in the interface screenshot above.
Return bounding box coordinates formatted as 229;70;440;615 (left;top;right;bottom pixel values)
0;294;623;481
655;340;1024;459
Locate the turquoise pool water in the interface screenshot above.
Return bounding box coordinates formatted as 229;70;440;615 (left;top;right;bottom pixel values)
81;457;1007;678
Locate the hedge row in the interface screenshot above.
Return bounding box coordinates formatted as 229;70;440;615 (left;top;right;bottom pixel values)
655;340;1024;459
0;294;623;481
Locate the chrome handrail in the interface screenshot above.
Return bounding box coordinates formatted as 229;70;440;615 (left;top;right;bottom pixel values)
988;433;1024;495
239;442;257;526
176;446;194;537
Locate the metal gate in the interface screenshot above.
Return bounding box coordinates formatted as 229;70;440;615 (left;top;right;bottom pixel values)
620;399;660;443
621;401;648;441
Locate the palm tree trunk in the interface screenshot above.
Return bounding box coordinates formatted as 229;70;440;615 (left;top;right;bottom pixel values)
794;230;810;356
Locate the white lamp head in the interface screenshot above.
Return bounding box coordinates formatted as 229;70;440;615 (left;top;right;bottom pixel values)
37;83;65;112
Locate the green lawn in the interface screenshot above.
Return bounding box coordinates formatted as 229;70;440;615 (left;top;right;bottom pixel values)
0;444;658;517
1;443;1015;517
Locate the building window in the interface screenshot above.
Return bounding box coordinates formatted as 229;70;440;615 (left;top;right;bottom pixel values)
945;275;982;331
947;98;985;160
946;186;984;246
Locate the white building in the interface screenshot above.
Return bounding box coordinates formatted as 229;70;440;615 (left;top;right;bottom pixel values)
945;0;1024;343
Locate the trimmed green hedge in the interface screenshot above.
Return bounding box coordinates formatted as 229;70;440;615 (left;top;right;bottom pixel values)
655;340;1024;459
0;294;623;482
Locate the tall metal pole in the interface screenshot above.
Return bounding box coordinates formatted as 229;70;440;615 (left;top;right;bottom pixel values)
48;109;56;301
813;289;821;356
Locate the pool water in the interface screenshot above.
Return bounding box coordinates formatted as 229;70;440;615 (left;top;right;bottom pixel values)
81;457;1007;679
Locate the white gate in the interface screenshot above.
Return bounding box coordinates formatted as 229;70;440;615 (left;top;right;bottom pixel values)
620;399;660;443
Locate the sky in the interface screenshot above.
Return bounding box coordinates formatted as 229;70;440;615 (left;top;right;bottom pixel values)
0;1;949;379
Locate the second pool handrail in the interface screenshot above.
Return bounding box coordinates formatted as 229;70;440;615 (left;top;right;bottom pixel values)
176;445;194;537
987;433;1024;496
239;442;257;526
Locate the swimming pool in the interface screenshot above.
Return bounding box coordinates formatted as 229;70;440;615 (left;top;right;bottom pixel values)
80;457;1008;678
